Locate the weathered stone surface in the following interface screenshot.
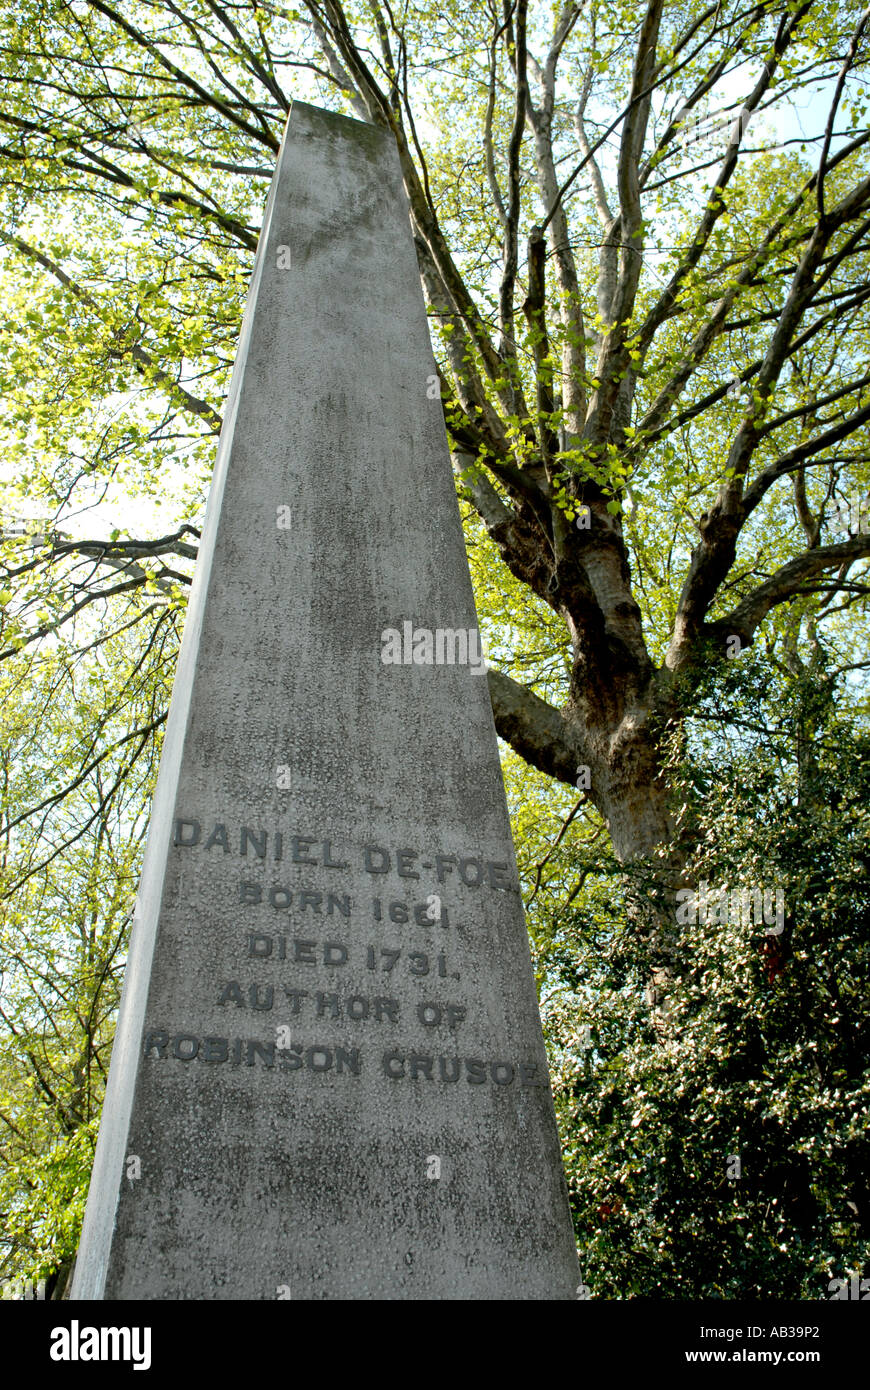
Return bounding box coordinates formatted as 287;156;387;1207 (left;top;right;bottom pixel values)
72;100;579;1300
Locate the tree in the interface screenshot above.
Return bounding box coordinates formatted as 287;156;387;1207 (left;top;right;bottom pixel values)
2;0;868;874
0;614;165;1292
536;648;870;1296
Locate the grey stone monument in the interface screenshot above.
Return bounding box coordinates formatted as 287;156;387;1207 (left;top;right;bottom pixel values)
72;100;580;1300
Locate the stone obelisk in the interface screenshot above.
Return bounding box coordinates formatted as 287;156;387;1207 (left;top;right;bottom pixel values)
72;101;579;1300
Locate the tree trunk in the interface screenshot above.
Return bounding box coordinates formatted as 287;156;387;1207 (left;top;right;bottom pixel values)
489;656;687;1027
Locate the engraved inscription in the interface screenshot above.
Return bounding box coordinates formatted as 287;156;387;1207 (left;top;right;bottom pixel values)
143;1031;540;1085
152;818;535;1093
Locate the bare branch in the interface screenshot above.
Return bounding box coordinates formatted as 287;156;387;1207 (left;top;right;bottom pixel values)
487;666;582;789
817;6;870;222
719;536;870;643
